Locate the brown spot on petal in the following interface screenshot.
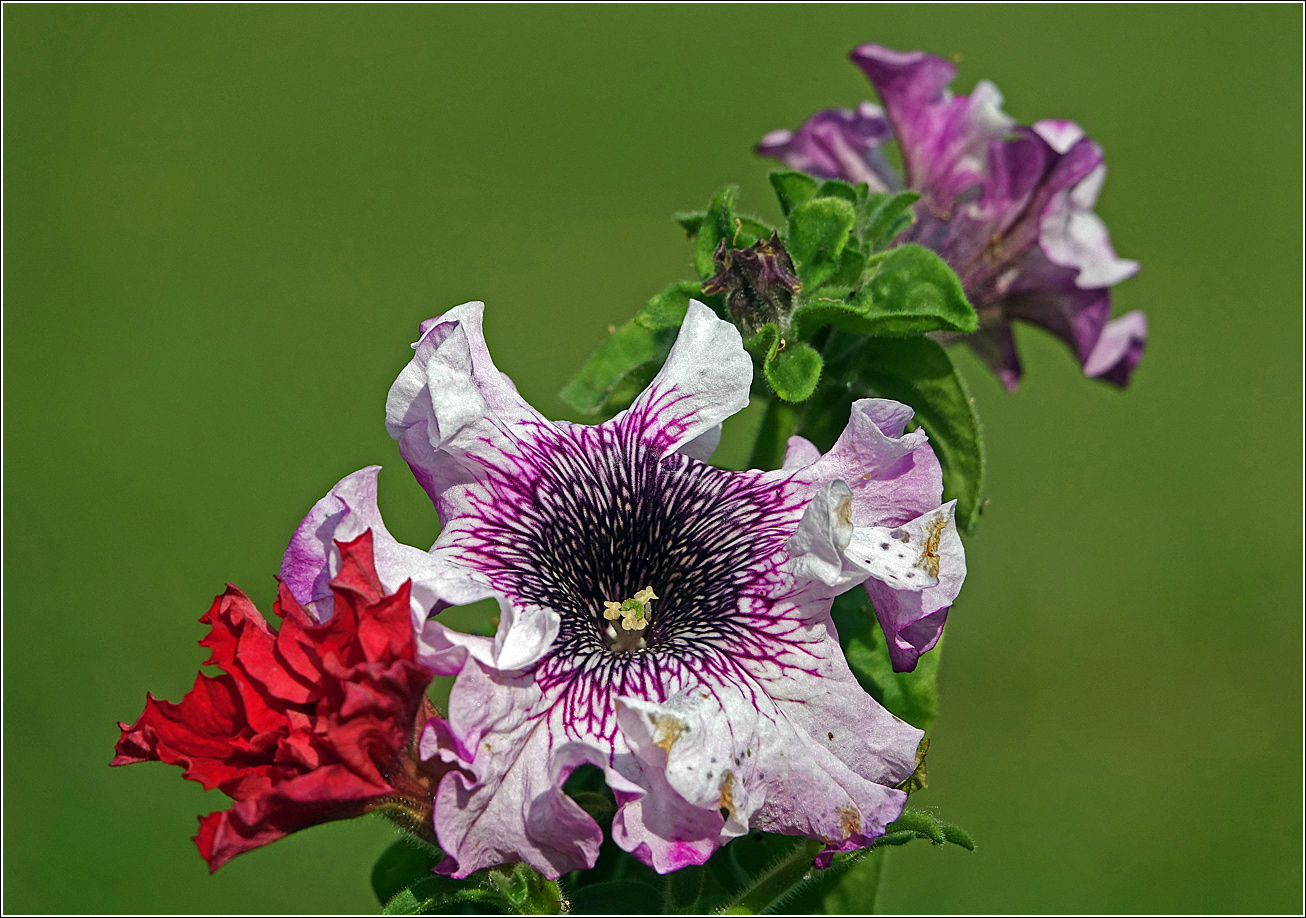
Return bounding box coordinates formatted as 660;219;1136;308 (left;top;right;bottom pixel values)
915;514;947;579
652;714;689;754
718;770;736;818
836;494;853;529
836;803;862;839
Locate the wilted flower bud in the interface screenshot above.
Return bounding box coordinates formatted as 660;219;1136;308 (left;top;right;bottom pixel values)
702;231;802;336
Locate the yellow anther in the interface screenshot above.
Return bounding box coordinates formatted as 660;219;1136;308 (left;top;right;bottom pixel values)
602;587;658;635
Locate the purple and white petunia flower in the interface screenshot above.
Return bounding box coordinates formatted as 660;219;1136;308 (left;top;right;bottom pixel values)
757;43;1146;391
280;300;965;879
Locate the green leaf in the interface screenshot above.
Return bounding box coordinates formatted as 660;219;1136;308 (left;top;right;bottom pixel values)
568;880;662;914
674;211;706;238
372;839;443;907
559;321;674;417
848;335;984;533
663;864;706;913
823;245;867;289
836;591;941;733
693;185;739;278
635;280;701;330
785;197;857;288
791;296;876;340
764;341;822;403
854;244;977;336
768;170;819;217
815;178;864;206
859;191;920;251
488;863;564;914
382;877;505;915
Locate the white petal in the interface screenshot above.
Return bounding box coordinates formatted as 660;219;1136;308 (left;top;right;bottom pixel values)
385;302;552;507
616;300;752;456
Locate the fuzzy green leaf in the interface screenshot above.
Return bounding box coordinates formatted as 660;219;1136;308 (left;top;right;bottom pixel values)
854;244;977;336
382;878;505;915
835;591;941;733
859;191;920;250
559;321;674;417
371;839;443;907
850;335;984;533
636;280;701;330
764;341;823;403
693;185;740;278
815;178;864;206
888;808;946;845
785;197;857;288
768;170;819;217
674;210;706;238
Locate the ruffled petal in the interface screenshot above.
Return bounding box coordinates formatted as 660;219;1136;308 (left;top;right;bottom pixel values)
428;660;604;879
616;300;752;456
786;480;862;592
755;103;897;191
851;45;1013;207
280;466;489;625
1082;310;1147;387
615;609;920;869
385;302;553;511
855;501;966;672
796;398;943;527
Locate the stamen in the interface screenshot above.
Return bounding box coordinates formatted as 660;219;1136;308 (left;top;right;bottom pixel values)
601;587;658;652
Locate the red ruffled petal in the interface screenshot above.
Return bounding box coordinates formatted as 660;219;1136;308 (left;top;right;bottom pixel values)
113;529;444;871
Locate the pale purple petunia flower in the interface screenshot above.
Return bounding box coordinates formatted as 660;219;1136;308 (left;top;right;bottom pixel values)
280;300;965;878
757;43;1146;390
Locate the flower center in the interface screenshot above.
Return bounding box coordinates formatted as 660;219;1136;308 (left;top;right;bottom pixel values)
601;587;658;653
454;423;806;664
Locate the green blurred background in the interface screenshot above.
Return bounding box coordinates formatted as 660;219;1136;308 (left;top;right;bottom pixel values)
4;4;1301;913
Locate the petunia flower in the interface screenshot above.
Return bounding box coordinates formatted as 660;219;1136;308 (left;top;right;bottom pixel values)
757;43;1147;391
112;531;453;872
285;300;966;879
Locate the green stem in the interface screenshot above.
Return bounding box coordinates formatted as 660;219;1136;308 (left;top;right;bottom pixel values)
720;838;824;914
747;398;799;471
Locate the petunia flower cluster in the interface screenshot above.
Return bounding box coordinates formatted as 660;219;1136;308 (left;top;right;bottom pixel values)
115;300;966;878
757;43;1147;390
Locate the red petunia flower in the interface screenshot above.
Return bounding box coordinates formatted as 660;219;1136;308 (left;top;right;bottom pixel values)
112;530;448;871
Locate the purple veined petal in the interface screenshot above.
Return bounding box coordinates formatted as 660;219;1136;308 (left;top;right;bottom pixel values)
855;501;966;672
385;301;554;511
1082;310;1147;387
430;660;607;879
615;625;920;868
851;45;1014;206
614;300;752;457
798;398;943;527
755;103;897;191
279;466;490;626
678;422;723;463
